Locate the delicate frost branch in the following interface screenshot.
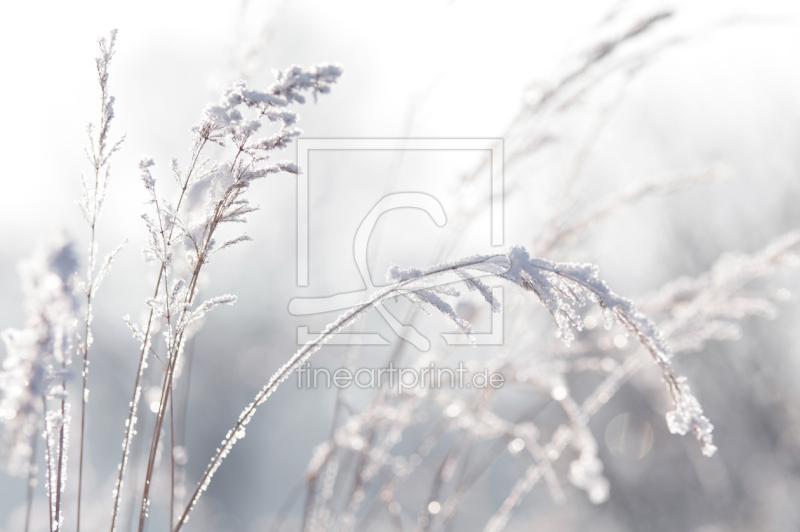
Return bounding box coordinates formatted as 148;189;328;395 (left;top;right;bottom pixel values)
92;240;128;296
0;238;77;532
131;62;342;532
0;239;78;475
176;246;715;528
276;10;787;532
75;29;127;532
504;246;716;456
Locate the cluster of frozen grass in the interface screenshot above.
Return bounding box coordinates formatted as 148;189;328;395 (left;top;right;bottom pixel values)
1;7;799;532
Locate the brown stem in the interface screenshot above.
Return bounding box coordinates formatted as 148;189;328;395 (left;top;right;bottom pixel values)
109;273;162;532
170;380;175;532
42;396;54;532
138;142;247;532
110;137;207;532
24;417;38;532
77;221;96;532
55;366;67;530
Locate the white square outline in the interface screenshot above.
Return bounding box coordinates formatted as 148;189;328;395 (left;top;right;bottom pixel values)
296;138;504;286
293;138;504;348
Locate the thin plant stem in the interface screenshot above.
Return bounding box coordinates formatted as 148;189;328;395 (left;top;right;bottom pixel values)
55;366;67;530
75;29;125;532
42;396;54;532
110;275;162;532
124;397;148;532
428;401;552;532
139;142;250;532
24;422;38;532
174;257;502;531
301;479;315;532
110;137;207;532
77;221;96;532
170;380;175;532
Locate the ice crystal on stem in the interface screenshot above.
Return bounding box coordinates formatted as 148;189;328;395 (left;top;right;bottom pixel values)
128;62;343;532
176;243;719;528
1;237;77;532
1;238;78;475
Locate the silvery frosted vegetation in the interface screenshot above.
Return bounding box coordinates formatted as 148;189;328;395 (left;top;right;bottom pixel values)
2;3;800;532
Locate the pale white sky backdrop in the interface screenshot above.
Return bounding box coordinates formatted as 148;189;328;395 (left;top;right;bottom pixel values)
0;12;794;232
0;0;798;320
2;1;800;529
0;3;787;205
0;0;796;333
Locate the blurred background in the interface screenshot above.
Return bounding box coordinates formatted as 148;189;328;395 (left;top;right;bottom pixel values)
2;0;800;531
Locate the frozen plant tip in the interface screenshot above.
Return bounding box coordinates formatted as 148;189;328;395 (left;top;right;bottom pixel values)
11;12;797;531
392;246;717;456
175;244;717;529
76;29;126;532
119;62;343;532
